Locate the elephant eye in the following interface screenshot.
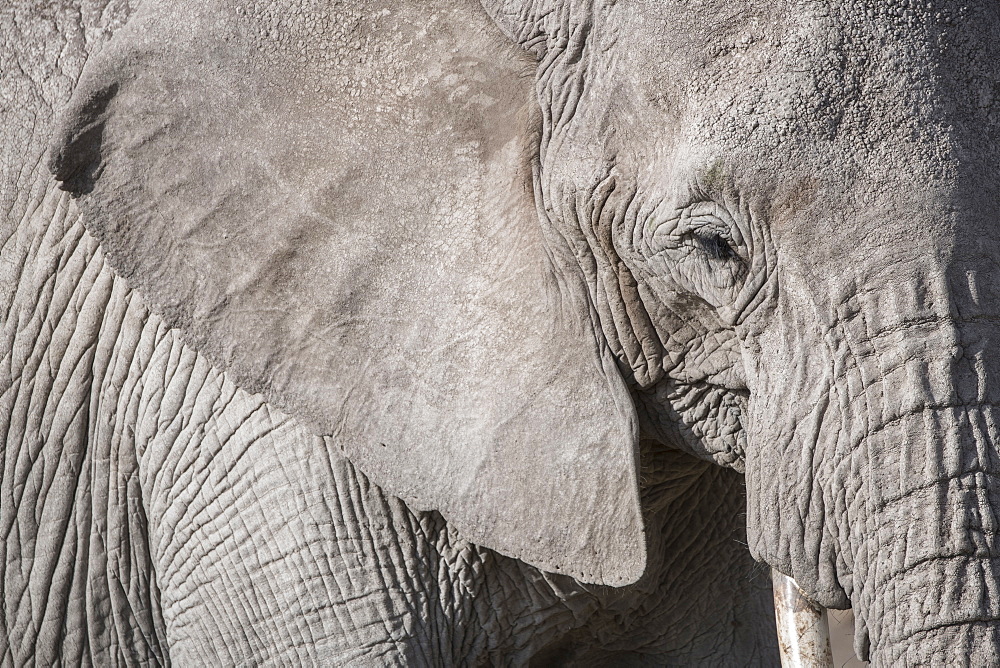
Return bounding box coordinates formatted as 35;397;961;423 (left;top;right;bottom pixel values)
692;229;741;263
695;231;735;260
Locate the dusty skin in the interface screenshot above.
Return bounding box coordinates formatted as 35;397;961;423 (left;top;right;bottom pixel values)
4;0;1000;665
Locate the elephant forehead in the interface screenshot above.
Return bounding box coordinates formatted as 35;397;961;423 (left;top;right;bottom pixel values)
604;2;1000;265
614;1;999;172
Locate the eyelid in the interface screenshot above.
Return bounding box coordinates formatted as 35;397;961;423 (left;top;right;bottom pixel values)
679;216;734;242
685;202;744;247
647;201;743;252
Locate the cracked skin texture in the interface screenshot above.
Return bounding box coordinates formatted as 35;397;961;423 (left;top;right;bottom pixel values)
4;0;773;664
9;0;1000;665
2;188;776;663
2;186;774;664
50;0;646;588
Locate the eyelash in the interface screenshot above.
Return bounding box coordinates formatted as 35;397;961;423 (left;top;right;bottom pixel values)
645;202;747;268
692;229;738;261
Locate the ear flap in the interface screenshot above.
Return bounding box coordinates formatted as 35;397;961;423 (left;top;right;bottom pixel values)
49;0;644;585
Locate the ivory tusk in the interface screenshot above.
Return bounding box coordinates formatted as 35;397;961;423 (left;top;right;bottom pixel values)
772;569;834;668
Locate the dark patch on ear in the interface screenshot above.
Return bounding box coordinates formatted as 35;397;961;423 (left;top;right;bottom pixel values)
48;82;118;196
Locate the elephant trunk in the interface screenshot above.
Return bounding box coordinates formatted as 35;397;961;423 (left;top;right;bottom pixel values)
746;273;1000;664
874;623;1000;666
766;403;1000;666
850;406;1000;666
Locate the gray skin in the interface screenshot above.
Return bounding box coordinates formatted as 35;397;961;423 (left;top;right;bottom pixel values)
5;0;1000;666
2;2;774;665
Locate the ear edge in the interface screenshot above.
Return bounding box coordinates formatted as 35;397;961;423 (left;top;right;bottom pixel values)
480;0;550;55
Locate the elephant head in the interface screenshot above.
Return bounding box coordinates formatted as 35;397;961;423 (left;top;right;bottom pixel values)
49;0;1000;663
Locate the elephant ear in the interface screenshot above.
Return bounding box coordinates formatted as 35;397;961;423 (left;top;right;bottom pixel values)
48;0;644;585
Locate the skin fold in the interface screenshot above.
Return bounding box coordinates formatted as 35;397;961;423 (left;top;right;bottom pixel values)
3;3;773;663
4;0;1000;665
2;194;772;664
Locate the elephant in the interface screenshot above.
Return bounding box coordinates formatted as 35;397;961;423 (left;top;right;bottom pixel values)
2;1;776;665
5;0;1000;664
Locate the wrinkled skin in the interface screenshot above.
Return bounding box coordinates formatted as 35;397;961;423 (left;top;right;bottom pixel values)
6;0;1000;666
514;0;1000;662
565;3;1000;663
2;3;773;665
2;199;771;661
